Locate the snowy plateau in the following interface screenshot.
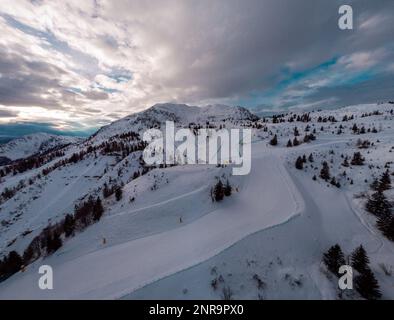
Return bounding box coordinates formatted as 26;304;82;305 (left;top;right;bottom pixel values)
0;102;393;300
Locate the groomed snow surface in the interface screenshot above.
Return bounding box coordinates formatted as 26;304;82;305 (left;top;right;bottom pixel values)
0;144;303;299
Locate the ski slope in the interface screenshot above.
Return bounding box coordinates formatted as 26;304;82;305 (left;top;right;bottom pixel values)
1;102;393;299
126;145;394;300
0;147;303;299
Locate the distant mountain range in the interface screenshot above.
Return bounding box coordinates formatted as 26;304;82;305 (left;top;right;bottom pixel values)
0;133;83;164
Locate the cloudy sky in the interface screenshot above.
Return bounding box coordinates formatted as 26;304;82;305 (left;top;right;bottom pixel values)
0;0;393;134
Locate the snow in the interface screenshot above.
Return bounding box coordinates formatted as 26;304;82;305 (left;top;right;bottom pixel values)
0;132;82;161
0;145;303;299
90;103;257;143
126;148;393;299
0;102;393;299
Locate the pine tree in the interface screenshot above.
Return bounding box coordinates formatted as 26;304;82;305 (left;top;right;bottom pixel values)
22;245;35;265
46;232;62;255
102;182;111;198
342;156;349;167
93;197;104;221
370;178;380;191
365;191;392;218
0;251;23;280
354;268;381;300
351;245;370;273
351;152;365;166
322;244;345;276
308;153;314;162
63;214;75;237
224;180;232;197
379;170;391;191
287;139;292;147
213;180;225;202
270;134;278;146
330;176;338;187
293;137;300;146
0;258;6;280
377;214;394;241
133;171;140;179
295;156;304;170
1;257;6;276
53;232;62;252
115;187;123;201
320;161;330;181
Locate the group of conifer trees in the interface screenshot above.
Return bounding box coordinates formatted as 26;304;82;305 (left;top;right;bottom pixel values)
211;179;232;202
366;170;393;241
323;244;381;300
0;195;104;283
294;153;314;170
0;149;65;176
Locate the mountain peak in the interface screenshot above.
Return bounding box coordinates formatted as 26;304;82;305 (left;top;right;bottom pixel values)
90;102;259;142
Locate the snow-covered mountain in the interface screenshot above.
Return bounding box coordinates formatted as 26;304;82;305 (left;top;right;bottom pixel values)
0;102;393;300
0;133;83;163
91;103;258;142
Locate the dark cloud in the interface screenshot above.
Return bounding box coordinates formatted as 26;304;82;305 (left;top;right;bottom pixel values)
305;73;394;107
156;0;394;105
0;0;393;128
0;108;17;118
0;47;110;109
0;48;66;108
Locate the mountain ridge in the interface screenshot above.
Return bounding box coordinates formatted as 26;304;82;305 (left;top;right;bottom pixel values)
91;103;259;142
0;132;83;163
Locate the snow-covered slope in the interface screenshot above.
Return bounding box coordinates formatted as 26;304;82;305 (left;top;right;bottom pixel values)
0;103;259;257
0;150;303;299
0;102;393;300
91;103;258;142
0;133;83;162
